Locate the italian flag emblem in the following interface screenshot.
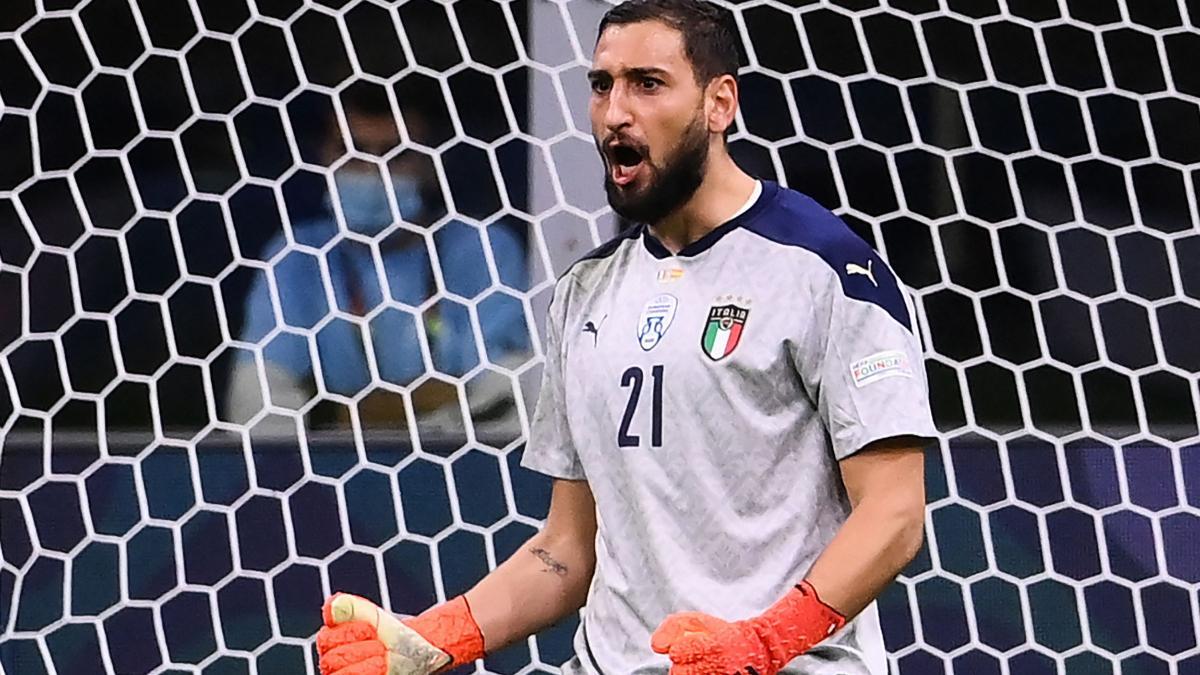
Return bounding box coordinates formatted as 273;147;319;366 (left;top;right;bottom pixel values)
702;304;750;361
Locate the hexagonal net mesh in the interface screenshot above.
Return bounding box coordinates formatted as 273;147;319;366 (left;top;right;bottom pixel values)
0;0;1198;673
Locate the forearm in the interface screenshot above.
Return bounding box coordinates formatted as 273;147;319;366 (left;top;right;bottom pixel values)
657;490;924;673
464;527;595;651
319;481;595;673
804;488;924;619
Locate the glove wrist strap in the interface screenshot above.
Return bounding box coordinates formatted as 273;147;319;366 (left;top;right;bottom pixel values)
748;580;847;670
404;595;486;668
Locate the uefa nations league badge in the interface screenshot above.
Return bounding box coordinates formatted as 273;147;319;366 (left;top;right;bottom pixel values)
637;294;678;351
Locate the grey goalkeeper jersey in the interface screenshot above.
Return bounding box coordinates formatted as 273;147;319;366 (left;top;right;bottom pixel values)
522;181;938;675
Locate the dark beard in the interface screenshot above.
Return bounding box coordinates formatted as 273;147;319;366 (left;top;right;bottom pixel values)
603;114;709;226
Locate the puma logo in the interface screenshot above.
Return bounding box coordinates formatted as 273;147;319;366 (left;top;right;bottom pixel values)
845;260;877;287
582;315;607;346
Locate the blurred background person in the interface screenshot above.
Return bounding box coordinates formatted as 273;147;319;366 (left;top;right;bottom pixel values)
224;82;530;437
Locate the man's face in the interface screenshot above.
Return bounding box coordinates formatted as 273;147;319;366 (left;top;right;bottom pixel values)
327;110;433;230
589;20;711;224
341;110;401;171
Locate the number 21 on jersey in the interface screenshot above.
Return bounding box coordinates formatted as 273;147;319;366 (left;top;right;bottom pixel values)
617;365;663;448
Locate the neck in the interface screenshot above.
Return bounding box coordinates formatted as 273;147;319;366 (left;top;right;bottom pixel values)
649;148;757;254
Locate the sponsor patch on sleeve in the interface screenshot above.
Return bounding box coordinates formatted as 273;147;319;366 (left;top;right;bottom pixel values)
850;350;913;388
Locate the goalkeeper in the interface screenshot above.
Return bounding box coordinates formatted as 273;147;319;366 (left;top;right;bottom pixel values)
318;0;937;673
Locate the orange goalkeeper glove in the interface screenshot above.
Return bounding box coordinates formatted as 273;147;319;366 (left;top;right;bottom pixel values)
316;592;485;675
650;581;845;675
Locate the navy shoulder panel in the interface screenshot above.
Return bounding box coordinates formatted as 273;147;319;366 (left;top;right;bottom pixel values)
744;185;912;331
562;223;642;277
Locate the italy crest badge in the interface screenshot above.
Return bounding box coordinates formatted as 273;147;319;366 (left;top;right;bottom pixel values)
701;304;749;361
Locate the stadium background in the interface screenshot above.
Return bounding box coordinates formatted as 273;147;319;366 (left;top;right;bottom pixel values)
1;0;1198;673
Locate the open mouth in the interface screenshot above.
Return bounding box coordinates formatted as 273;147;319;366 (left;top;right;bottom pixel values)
607;142;646;187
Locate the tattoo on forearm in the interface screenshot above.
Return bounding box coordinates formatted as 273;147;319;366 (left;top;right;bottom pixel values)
530;547;568;576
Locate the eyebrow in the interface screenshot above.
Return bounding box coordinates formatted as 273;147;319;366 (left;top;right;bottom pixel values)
587;66;670;82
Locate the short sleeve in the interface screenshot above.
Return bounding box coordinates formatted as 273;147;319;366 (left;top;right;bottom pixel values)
520;283;586;480
795;259;938;460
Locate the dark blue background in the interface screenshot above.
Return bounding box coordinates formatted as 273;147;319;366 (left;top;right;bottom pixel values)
2;436;1197;674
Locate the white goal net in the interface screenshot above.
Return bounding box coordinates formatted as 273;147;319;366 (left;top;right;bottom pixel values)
1;0;1198;673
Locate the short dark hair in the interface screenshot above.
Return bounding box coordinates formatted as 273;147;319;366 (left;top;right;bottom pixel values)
598;0;741;85
340;80;395;120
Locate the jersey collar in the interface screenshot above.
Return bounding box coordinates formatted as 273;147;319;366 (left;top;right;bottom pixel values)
640;180;778;259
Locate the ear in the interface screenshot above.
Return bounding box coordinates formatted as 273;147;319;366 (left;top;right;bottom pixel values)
705;74;738;135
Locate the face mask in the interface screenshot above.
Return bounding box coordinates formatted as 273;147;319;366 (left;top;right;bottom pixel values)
326;172;425;235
